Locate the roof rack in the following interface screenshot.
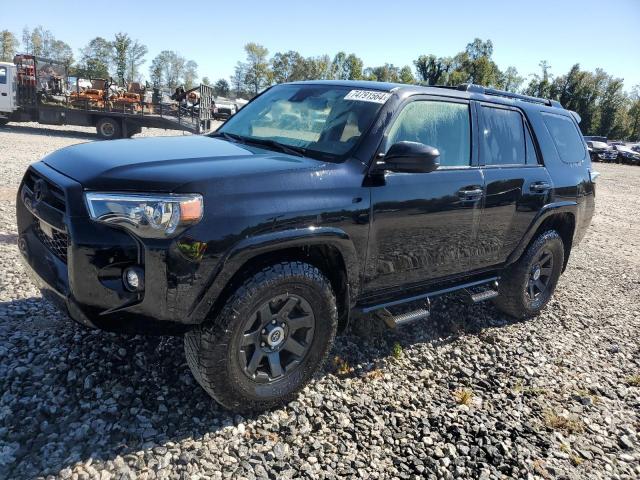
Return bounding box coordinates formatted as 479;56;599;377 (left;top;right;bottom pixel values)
456;83;562;108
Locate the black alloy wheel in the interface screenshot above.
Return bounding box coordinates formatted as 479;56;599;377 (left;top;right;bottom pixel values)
239;294;315;383
527;248;554;301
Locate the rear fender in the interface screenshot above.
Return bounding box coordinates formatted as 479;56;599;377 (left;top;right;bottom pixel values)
505;201;577;267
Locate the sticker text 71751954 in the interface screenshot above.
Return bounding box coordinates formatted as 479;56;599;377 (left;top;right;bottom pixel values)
344;90;392;104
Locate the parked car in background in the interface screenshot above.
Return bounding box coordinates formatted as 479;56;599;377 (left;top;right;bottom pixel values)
630;144;640;153
613;144;640;165
213;97;238;120
585;139;617;162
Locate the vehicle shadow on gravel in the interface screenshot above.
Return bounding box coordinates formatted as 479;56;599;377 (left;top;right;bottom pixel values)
0;233;18;245
1;295;524;479
0;124;96;140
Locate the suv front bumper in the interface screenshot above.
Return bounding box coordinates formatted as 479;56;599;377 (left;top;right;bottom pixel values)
16;162;199;335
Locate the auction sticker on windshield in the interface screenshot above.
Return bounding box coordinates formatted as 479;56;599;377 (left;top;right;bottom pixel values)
344;90;391;104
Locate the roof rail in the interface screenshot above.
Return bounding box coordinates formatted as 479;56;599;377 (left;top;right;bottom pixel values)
456;83;562;108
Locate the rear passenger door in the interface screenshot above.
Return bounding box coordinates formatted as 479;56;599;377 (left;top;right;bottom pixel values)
472;103;552;269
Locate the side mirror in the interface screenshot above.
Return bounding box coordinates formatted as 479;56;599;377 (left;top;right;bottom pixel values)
382;141;441;173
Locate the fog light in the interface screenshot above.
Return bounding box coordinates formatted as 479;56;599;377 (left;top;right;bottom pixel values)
123;266;144;292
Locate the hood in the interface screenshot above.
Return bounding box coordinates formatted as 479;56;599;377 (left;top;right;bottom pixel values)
615;145;637;154
42;135;326;191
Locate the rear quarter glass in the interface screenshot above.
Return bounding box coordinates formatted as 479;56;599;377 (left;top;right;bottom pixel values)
540;112;587;164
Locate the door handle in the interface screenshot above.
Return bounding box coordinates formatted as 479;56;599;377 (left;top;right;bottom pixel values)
1;93;7;96
530;181;551;193
458;186;483;201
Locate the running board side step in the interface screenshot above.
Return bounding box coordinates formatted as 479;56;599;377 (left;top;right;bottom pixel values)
357;276;500;314
379;303;430;329
465;287;499;304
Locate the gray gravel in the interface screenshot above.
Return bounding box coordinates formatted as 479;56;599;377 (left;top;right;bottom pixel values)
1;123;639;479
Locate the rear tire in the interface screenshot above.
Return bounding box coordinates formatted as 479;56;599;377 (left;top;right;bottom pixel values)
184;261;337;412
96;117;122;140
494;230;564;319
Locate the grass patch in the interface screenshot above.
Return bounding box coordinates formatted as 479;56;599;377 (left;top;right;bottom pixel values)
570;454;584;466
543;410;584;433
512;379;548;397
453;388;474;406
391;342;403;359
362;369;384;381
626;374;640;387
332;356;353;377
532;459;552;479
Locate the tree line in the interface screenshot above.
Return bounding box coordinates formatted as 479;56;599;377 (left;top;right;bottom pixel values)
1;28;638;140
0;27;201;91
232;39;639;141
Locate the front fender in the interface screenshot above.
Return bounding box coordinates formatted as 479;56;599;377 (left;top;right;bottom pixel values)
189;227;359;323
505;201;577;267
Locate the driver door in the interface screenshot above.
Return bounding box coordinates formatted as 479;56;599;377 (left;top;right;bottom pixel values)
364;98;484;293
0;65;14;115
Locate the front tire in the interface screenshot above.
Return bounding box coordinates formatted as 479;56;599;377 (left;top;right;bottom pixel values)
184;261;337;412
494;230;564;319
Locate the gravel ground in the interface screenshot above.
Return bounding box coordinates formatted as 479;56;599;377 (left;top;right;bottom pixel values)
0;123;639;480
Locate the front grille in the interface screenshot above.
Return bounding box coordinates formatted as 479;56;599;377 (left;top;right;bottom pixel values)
23;169;67;212
34;220;69;263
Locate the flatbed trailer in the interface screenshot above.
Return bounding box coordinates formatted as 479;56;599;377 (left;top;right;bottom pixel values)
0;55;214;139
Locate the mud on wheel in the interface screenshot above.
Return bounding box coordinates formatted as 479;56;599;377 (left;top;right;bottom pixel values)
184;261;337;412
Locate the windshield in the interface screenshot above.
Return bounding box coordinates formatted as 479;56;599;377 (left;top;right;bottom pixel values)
215;84;389;160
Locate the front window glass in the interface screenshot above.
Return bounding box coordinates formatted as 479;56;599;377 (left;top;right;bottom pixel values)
386;101;471;167
217;84;387;159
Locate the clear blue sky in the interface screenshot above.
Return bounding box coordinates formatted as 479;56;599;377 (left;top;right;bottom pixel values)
3;0;640;88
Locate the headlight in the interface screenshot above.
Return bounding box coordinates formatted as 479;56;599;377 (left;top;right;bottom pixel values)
85;193;203;238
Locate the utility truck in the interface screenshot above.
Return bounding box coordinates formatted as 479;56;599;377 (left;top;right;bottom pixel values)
0;54;214;139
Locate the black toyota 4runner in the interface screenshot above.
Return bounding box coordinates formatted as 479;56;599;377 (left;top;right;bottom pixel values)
17;81;596;411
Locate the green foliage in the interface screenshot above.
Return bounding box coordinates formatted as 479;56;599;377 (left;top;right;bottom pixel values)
2;25;639;139
0;30;19;62
19;26;73;68
126;39;148;84
78;37;114;79
149;50;197;90
392;342;403;359
242;42;271;95
214;78;230;97
113;33;132;86
399;65;415;84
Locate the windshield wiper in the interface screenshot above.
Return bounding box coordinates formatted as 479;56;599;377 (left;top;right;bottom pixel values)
241;137;307;157
210;131;246;143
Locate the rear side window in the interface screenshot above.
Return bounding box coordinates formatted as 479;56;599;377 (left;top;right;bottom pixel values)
0;67;6;85
541;112;586;163
386;101;471;167
480;106;526;165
